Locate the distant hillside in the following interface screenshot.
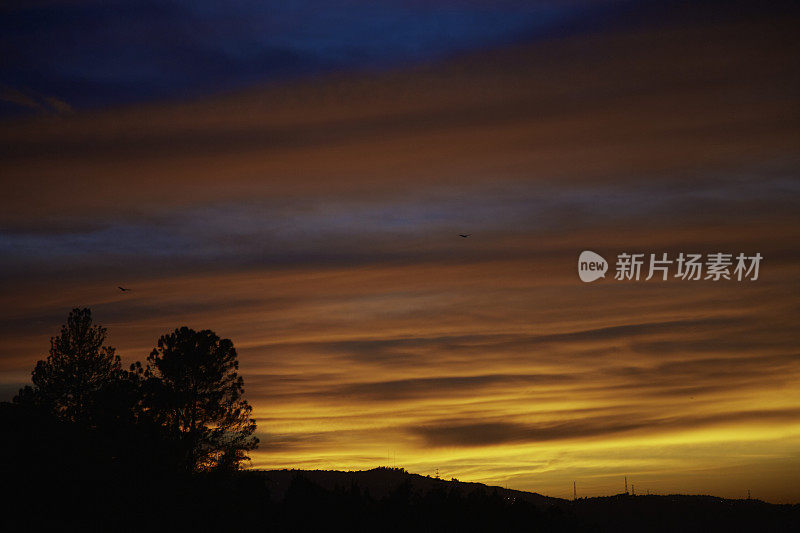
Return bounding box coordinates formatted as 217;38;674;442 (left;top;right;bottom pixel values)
4;462;798;531
255;467;800;532
258;467;561;505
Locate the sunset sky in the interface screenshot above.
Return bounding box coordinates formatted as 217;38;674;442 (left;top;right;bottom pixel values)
1;1;799;503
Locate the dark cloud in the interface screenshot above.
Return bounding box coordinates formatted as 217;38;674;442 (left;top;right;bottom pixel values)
410;418;645;447
0;0;605;114
411;408;800;447
333;373;574;401
268;316;746;365
255;431;336;452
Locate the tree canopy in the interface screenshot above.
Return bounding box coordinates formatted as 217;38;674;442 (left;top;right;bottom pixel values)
14;307;125;425
142;327;258;472
12;308;258;473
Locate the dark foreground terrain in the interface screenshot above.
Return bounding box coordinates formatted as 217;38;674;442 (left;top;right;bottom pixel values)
4;464;798;532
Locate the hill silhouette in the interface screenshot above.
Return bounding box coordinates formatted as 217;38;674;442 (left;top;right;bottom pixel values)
250;467;799;532
261;466;560;505
4;459;798;531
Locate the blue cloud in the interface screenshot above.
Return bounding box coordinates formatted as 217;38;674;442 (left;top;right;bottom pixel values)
0;0;604;113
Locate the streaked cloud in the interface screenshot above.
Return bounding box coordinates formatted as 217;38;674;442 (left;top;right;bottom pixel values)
1;1;799;504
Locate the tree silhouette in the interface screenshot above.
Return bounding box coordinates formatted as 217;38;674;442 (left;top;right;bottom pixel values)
142;327;258;472
14;307;126;425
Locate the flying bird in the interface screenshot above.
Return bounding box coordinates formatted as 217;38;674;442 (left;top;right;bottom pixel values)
459;234;472;238
118;286;131;292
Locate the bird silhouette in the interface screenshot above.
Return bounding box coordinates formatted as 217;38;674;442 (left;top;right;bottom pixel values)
118;286;131;292
459;234;472;238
